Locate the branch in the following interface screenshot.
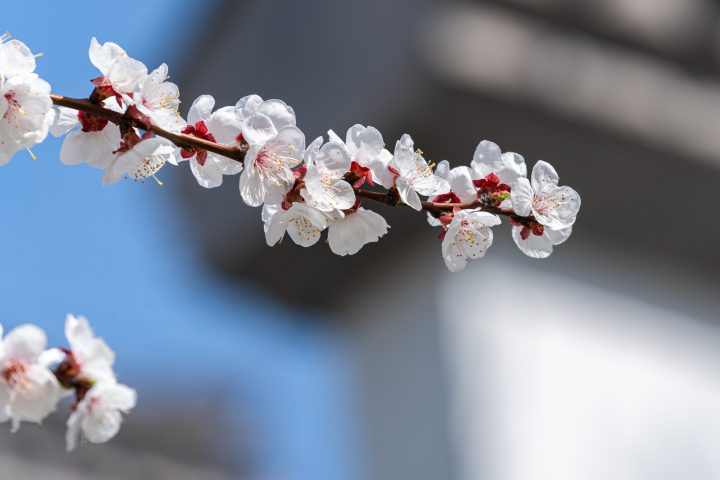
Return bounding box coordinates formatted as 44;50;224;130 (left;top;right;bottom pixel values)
50;94;534;224
50;94;248;163
353;188;535;224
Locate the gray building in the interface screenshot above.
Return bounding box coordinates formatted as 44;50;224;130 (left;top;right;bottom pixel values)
174;1;720;480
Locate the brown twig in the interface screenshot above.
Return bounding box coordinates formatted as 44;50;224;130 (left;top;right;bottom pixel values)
353;188;534;223
50;94;248;163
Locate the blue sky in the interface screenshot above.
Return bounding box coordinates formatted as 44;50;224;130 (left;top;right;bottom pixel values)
0;2;362;480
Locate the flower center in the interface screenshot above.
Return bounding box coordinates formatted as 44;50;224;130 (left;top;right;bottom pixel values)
532;194;555;214
3;90;25;123
1;359;31;393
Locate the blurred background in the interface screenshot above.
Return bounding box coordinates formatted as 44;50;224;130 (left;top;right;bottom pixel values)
2;0;720;479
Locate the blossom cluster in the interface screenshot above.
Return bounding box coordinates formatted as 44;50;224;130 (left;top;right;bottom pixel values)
37;38;584;270
0;315;136;451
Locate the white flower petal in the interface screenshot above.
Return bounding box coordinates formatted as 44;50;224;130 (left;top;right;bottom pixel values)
2;324;47;362
510;178;533;217
396;176;422;211
328;207;388;256
511;226;554;259
187;95;215;125
531;160;559;191
190;156;224;188
255;99;295;129
49;107;80;137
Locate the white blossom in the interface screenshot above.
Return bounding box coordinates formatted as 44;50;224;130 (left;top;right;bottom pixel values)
511;160;581;230
89;38;147;97
0;324;66;433
239;124;304;206
471;140;526;184
328;202;389;256
50;102;122;169
0;32;37;77
0;73;54;166
328;125;393;187
301;136;355;212
66;382;136;452
263;203;337;247
177;95;244;188
442;209;501;272
426;160;476;227
102;133;175;186
64;314;115;384
127;63;185;133
387;134;450;211
237;95;301;206
512;224;572;259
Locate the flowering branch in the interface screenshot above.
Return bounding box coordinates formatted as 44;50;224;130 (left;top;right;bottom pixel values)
50;94;538;226
50;94;249;163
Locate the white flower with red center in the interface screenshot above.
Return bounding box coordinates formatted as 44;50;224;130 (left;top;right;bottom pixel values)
50;101;122;169
239;104;305;206
63;314;115;385
101;131;175;186
386;134;450;211
327;125;393;188
0;32;37;77
441;208;501;272
88;38;147;105
328;199;389;256
470;140;526;207
65;381;136;452
0;73;54;165
0;324;66;433
426;160;476;227
177;95;244;188
510;220;572;259
511;160;581;230
300;136;355;212
263;202;337;247
126;63;185;133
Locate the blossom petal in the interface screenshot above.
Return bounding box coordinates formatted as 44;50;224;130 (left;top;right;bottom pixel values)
187;95;215;125
328;207;388;256
470;140;502;179
531;160;559;191
190;156;224;188
368;149;394;188
510;178;533;216
101;157;126;186
235;94;264;119
89;38;124;75
512;226;554;258
242;112;278;146
448;166;477;203
255;99;295;128
206;106;243;144
2;324;47;362
352;126;384;166
441;223;467;272
546;225;573;245
49;107;80;137
396;176;422;211
239;169;265;207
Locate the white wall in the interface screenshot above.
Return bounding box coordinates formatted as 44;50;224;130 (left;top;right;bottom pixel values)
441;256;720;480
